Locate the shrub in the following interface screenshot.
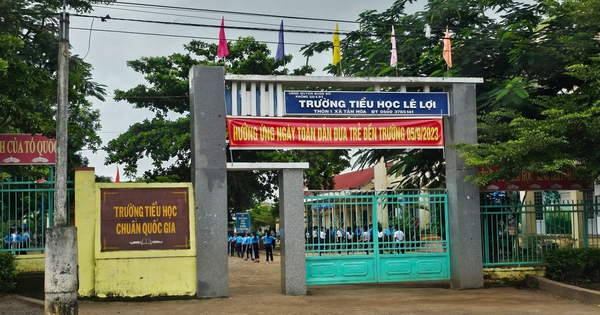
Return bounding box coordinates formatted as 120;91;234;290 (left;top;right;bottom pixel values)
0;251;17;294
545;248;600;285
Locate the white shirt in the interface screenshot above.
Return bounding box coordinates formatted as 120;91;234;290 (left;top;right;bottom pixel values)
394;230;405;242
362;231;370;242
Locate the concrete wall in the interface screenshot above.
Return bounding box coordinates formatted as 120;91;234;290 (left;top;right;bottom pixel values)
78;168;196;298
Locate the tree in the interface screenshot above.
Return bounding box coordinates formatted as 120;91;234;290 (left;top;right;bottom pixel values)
248;203;277;232
455;0;600;185
302;0;600;188
0;0;112;178
105;36;350;217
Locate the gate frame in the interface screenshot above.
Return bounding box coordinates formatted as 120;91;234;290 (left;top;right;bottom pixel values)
189;66;484;296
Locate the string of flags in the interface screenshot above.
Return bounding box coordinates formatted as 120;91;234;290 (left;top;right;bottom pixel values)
215;18;452;69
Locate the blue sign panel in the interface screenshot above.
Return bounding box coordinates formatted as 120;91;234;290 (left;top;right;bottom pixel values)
284;91;449;116
236;213;250;233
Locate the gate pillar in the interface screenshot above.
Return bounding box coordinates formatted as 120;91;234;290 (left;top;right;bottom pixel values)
190;66;229;298
279;168;307;295
444;83;484;289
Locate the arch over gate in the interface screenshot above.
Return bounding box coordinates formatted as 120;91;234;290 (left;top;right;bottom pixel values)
189;66;484;297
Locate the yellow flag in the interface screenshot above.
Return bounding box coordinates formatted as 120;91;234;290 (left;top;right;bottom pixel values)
333;23;341;65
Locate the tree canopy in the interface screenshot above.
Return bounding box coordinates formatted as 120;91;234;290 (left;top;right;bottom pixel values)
105;37;350;215
301;0;600;187
0;0;112;178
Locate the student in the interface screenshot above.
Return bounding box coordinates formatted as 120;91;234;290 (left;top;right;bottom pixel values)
263;232;275;264
22;228;30;249
269;228;276;250
394;226;405;254
243;233;251;261
228;233;236;256
3;227;15;250
362;226;371;255
251;232;260;263
336;228;343;254
345;226;353;254
235;233;244;258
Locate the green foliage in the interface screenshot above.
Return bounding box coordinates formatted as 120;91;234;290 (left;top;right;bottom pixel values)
299;0;600;187
107;36;350;218
0;251;17;295
545;212;572;234
545;248;600;285
248;204;277;231
0;1;109;178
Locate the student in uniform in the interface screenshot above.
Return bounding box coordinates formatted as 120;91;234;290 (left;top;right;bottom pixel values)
228;233;236;257
263;232;275;264
394;226;405;254
235;233;244;258
362;226;371;255
251;232;260;263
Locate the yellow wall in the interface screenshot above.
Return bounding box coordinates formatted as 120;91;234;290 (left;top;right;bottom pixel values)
74;168;196;298
15;254;44;273
94;256;196;298
484;266;546;285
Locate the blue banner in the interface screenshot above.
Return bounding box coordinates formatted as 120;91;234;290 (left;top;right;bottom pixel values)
236;213;250;233
284;91;449;116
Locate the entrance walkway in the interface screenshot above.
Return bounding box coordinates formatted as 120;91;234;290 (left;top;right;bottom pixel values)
4;249;600;314
78;249;599;315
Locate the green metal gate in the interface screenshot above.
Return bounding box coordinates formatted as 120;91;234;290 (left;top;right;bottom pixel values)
304;190;450;285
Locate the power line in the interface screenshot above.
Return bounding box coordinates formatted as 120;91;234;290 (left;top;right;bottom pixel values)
110;1;360;25
69;26;319;47
89;5;343;33
71;13;348;35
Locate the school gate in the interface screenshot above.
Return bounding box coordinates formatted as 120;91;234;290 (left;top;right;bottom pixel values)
304;190;449;285
190;66;484;296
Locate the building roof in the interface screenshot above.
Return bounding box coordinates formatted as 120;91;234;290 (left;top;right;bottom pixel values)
333;167;375;190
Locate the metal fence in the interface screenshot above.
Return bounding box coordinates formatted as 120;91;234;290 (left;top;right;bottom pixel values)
303;189;448;257
481;191;600;267
1;177;74;254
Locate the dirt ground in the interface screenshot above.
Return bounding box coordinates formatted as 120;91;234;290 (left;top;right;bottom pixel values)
2;249;600;315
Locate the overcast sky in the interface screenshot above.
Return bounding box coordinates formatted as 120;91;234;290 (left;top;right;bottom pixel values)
68;0;422;180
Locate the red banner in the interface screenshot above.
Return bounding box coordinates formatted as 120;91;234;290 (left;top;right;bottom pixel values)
227;117;444;149
479;167;592;191
0;134;57;165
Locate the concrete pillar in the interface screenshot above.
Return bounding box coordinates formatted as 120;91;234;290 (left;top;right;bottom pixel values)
45;227;78;314
279;168;306;295
190;66;228;298
74;167;96;296
444;83;484;289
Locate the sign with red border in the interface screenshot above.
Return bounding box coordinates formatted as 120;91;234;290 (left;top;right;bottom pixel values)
100;187;191;252
0;134;56;165
227;117;444;149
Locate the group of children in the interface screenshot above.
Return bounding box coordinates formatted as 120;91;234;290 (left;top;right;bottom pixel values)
228;230;276;264
2;226;31;253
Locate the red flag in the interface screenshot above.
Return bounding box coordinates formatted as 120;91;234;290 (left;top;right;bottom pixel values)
217;17;229;58
115;166;120;183
443;26;452;68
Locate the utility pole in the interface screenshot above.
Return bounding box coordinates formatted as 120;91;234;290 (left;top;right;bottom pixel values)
45;4;79;314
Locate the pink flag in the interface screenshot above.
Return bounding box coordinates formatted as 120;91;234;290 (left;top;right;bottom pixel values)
217;17;229;58
443;26;452;68
390;26;397;67
115;166;120;183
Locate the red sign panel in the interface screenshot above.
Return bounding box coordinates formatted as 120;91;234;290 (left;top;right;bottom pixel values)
480;167;592;191
100;187;191;252
227;117;444;149
0;134;56;165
